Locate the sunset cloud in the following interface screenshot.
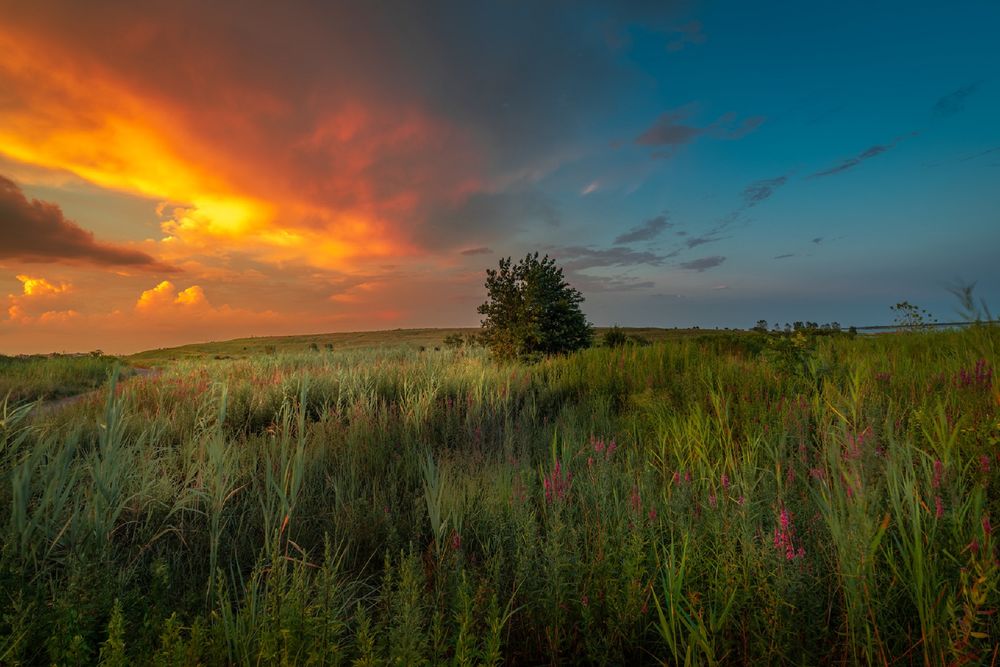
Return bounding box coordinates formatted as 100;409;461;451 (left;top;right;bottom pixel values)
6;274;77;324
136;281;210;311
16;274;72;297
0;175;171;269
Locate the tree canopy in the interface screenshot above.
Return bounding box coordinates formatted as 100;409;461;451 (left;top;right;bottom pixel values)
477;253;592;360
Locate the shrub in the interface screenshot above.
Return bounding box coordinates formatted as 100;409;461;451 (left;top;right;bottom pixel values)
443;333;465;349
603;326;629;348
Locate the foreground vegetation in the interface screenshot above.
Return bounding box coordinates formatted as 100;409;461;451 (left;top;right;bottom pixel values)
1;326;998;664
0;354;128;404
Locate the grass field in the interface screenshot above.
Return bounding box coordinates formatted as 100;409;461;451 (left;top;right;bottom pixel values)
1;326;998;664
0;354;131;404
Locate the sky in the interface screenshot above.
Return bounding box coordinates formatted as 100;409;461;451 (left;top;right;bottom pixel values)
1;0;998;354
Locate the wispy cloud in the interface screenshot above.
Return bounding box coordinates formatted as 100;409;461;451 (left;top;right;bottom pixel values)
635;104;765;156
933;82;980;118
614;214;672;244
666;21;706;52
460;246;493;256
809;134;915;178
571;274;656;293
679;255;726;272
553;245;668;271
957;145;1000;163
773;253;795;259
685;235;725;249
742;175;788;207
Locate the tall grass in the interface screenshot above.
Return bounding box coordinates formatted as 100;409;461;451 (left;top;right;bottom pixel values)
0;328;997;664
0;354;126;403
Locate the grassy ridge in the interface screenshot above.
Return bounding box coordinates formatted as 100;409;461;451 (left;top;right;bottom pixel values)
126;326;719;365
1;327;998;664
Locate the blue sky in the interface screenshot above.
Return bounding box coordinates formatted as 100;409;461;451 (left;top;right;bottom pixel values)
523;1;1000;328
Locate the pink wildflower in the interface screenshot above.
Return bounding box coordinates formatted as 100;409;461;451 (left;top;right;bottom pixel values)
451;530;462;551
932;460;944;489
773;506;804;561
581;595;589;608
721;473;730;491
629;486;642;513
543;460;572;504
935;495;944;519
980;455;991;475
708;494;717;509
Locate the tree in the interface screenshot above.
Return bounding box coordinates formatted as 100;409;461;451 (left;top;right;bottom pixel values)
477;253;593;360
890;301;936;331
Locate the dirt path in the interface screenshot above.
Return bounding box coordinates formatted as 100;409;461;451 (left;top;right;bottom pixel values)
35;367;162;415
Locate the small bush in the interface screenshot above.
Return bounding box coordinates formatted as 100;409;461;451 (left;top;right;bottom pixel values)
603;326;629;348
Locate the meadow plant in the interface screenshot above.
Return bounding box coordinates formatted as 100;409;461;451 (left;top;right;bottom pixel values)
0;326;997;663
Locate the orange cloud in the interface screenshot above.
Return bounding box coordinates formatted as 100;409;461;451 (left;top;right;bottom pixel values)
16;274;72;297
0;19;483;271
6;274;78;324
136;281;209;311
5;273;76;323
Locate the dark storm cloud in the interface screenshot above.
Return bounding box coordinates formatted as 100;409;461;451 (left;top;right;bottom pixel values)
0;175;173;270
810;134;914;178
613;214;671;244
635;105;765;154
933;83;980;118
680;255;726;272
